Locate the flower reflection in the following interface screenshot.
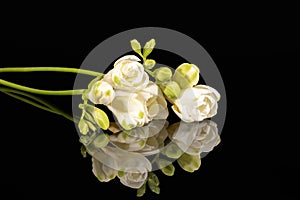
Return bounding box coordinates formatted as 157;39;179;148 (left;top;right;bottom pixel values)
82;119;220;194
168;120;220;156
109;120;168;155
89;146;151;189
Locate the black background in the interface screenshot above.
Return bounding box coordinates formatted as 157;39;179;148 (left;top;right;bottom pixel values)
0;4;299;199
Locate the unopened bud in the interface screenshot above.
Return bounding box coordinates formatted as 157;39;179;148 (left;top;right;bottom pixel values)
88;80;115;105
154;67;172;82
173;63;200;89
163;81;181;99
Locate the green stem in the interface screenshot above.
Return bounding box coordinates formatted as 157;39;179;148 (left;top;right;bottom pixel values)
0;87;77;123
0;79;85;95
0;67;104;77
4;92;63;116
1;87;59;109
145;68;155;77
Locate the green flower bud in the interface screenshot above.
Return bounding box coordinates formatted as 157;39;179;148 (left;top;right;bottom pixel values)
148;172;160;186
82;104;110;130
162;81;181;99
92;107;110;130
154;67;172;82
157;159;175;176
143;39;156;59
148;173;160;194
162;143;183;159
136;182;146;197
130;39;142;56
177;153;201;173
173;63;200;89
143;59;156;69
78;119;89;135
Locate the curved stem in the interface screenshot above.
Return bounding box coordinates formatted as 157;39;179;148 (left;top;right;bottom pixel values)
4;91;67;117
0;79;85;95
145;68;155;77
0;87;78;123
1;87;59;109
0;67;104;77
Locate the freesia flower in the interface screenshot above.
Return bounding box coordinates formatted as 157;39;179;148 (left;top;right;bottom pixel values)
187;120;220;155
103;55;149;91
92;157;118;182
89;146;151;189
172;85;220;122
88;80;115;105
119;169;148;189
107;82;168;130
168;120;220;156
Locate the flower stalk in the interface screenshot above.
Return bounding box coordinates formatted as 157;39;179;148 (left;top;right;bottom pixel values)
0;67;104;95
0;87;76;122
0;67;103;77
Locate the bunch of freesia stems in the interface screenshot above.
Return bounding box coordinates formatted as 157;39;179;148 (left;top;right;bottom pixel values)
0;39;221;197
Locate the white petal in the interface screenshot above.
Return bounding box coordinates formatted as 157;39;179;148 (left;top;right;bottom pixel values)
120;173;147;189
114;55;141;67
92;157;117;182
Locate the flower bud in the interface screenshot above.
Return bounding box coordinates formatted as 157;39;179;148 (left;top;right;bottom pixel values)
177;153;201;173
82;104;110;130
162;143;183;159
157;159;175;176
78;119;89;135
154;67;172;82
173;63;200;89
162;81;181;99
92;107;110;130
88;80;115;105
143;59;156;69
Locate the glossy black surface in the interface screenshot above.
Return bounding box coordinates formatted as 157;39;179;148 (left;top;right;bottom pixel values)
0;10;298;198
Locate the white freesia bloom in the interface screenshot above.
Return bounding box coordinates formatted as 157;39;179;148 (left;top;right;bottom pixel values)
119;169;148;189
88;80;115;105
168;120;220;156
187;120;220;155
107;82;168;130
172;85;220;122
92;157;117;182
89;146;151;189
103;55;149;91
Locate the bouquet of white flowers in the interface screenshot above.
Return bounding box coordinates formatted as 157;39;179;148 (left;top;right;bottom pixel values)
0;38;221;197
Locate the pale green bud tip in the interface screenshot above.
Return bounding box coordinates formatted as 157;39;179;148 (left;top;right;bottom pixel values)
136;183;146;197
154;67;172;82
78;119;89;135
130;39;142;55
157;160;175;176
92;107;110;130
148;172;159;186
143;39;156;59
163;81;181;99
162;164;175;176
147;174;160;195
143;59;156;69
173;63;200;89
162;143;183;159
177;153;201;173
